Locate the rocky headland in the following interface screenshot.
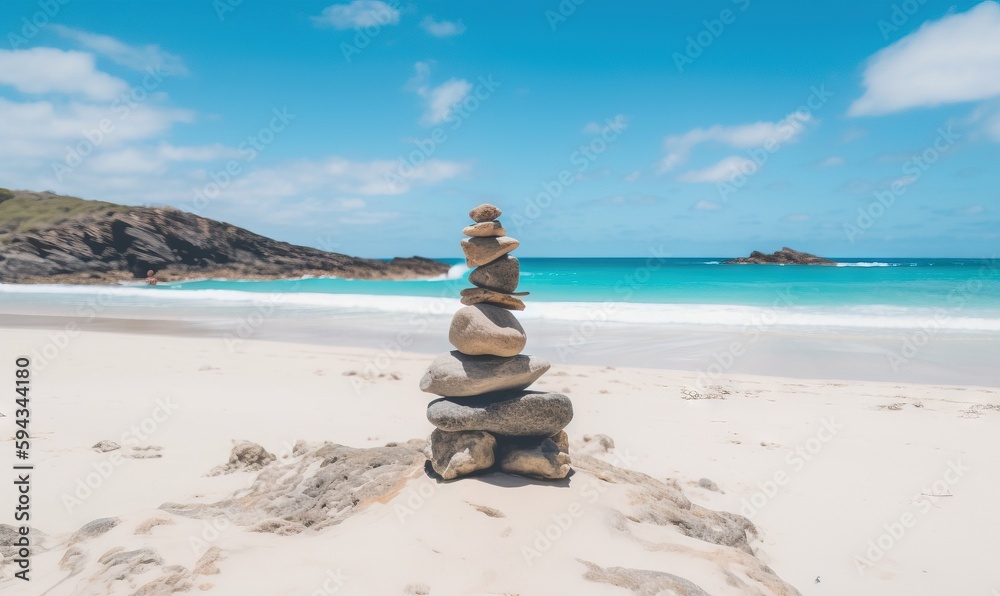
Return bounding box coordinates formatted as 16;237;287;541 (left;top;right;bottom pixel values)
0;189;449;283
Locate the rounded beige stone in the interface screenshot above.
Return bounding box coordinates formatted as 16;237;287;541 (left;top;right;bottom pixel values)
449;304;526;357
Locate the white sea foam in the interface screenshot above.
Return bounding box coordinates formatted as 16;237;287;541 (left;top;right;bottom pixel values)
440;263;470;281
517;301;1000;331
3;283;999;333
836;262;899;267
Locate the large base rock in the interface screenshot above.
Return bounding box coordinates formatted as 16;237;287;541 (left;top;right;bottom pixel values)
429;429;496;480
498;433;571;480
427;391;573;436
420;351;550;397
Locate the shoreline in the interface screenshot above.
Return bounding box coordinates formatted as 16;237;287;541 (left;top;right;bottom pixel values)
3;310;997;388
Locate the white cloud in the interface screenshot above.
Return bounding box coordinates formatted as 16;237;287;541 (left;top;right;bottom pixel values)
0;98;194;159
337;198;367;210
406;61;432;89
407;61;471;125
678;156;755;183
583;114;629;135
229;156;469;198
966;102;1000;140
850;2;1000;116
219;196;397;228
0;44;194;169
0;48;128;101
660;111;812;172
420;16;465;37
424;79;471;125
983;112;1000;140
694;199;722;211
785;213;811;222
0;41;198;198
0;152;470;227
157;143;239;162
51;26;188;75
312;0;400;29
338;210;401;225
88;144;240;175
623;170;641;182
841;126;868;142
819;156;845;167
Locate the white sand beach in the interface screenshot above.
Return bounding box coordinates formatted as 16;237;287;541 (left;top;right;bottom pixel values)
0;325;996;595
4;0;1000;593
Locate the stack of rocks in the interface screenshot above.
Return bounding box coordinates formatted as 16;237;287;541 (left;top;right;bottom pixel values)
420;203;573;481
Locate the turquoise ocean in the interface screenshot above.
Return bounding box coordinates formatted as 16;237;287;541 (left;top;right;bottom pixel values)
2;257;999;332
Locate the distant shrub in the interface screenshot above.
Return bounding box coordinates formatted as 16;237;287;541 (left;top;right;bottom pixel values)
0;188;12;204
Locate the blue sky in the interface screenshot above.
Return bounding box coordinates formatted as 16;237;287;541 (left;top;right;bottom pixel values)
1;0;998;258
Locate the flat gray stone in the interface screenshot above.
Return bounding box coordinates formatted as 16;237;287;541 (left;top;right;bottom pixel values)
463;220;505;237
461;236;519;267
429;429;496;480
469;203;501;222
427;391;573;436
449;304;526;357
420;351;550;397
469;255;519;293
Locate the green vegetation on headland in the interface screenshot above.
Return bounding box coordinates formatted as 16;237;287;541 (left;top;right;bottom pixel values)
0;189;127;240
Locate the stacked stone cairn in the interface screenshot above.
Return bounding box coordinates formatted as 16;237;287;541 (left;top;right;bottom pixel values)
420;203;573;481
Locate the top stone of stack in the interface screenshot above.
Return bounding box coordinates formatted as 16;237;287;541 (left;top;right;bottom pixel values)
470;204;502;222
461;203;520;268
